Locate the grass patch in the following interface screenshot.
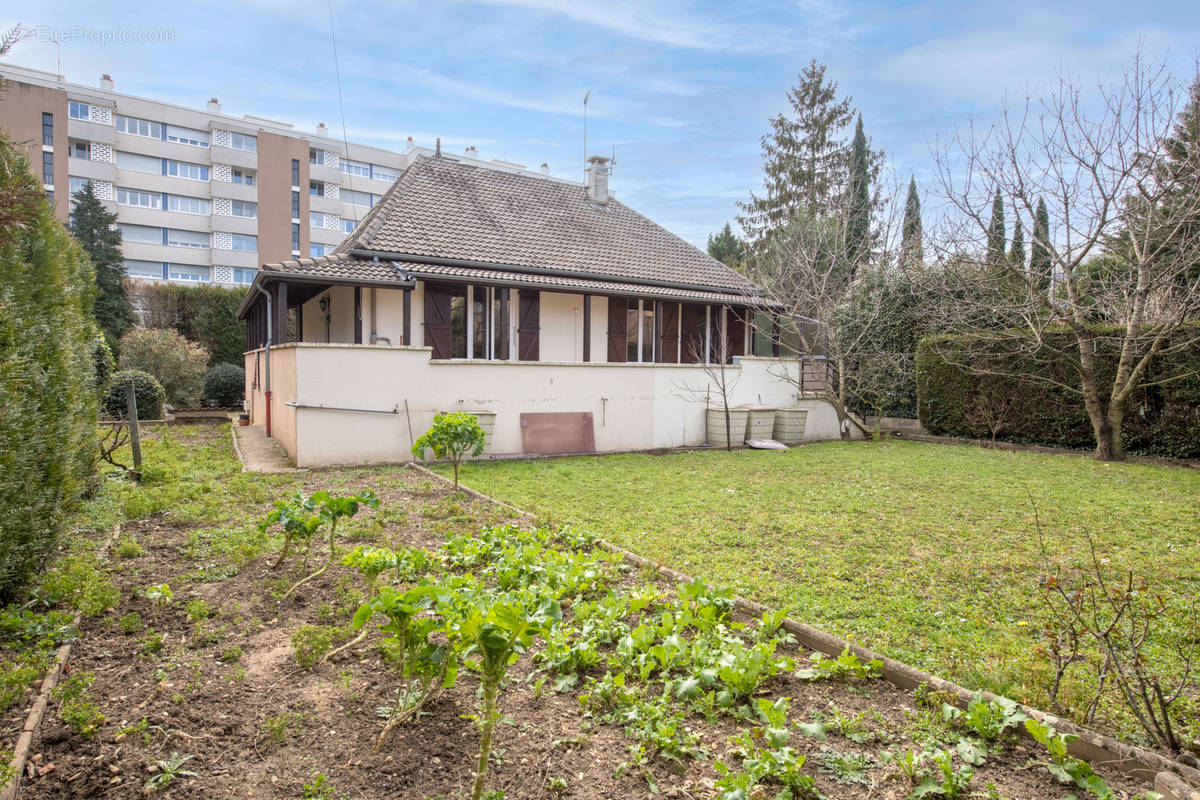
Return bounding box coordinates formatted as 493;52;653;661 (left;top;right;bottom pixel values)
445;441;1200;739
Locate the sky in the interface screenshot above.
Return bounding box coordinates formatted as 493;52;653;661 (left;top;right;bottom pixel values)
4;0;1199;248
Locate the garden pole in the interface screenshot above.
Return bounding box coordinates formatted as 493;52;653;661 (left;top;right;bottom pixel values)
125;380;142;474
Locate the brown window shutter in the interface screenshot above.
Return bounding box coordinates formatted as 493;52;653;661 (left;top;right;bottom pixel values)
681;303;705;363
517;291;540;361
423;283;451;359
657;301;679;363
726;307;746;361
606;297;627;362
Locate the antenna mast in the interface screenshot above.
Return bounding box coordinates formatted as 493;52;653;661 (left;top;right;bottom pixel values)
583;89;591;181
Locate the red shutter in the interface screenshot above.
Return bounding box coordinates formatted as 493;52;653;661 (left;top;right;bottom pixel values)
424;283;451;358
517;291;540;361
607;297;627;362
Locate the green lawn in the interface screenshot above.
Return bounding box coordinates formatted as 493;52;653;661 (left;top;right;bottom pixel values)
446;440;1200;736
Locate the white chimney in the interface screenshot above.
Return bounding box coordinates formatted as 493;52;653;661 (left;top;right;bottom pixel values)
100;74;114;91
540;162;550;175
586;156;611;205
316;122;328;136
207;97;221;114
464;146;478;159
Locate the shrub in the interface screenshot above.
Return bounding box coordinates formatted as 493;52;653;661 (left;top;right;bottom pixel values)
117;327;209;407
125;282;246;366
92;328;115;397
103;369;166;421
202;362;245;407
411;412;486;491
0;133;99;604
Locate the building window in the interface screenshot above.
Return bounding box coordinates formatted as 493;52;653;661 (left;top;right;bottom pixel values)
291;223;300;252
341;159;370;178
123;259;163;278
42;113;53;146
115;115;161;139
339;218;356;234
116;187;161;209
291;191;300;220
231;200;257;218
309;243;326;258
165;125;209;147
309;148;324;166
69;176;91;196
166;195;211;215
231;233;257;252
309;180;325;197
45;190;54;206
68;101;90;120
624;299;655;363
309;211;324;228
69;140;91;159
167;265;209;282
117;223;162;244
372;166;399;182
167;228;210;248
42;152;54;185
115;151;161;174
232;267;257;284
340;188;375;207
165;160;209;181
291;159;300;187
231;168;255;186
229;132;256;152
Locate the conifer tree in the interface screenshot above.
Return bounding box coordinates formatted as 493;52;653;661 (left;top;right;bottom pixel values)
845;113;872;270
1030;197;1052;288
706;222;748;269
901;176;923;266
70;182;133;350
986;188;1006;267
1009;216;1026;269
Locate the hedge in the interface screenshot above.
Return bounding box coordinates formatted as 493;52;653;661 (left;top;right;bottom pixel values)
125;281;245;366
202;362;245;407
103;369;167;421
915;326;1200;459
0;135;99;603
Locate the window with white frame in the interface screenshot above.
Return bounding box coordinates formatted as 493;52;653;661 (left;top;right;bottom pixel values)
117;223;162;244
166;125;210;147
167;228;210;248
309;180;325;197
123;259;163;278
166;195;211;215
116;187;161;209
372;165;400;182
309;243;326;258
68;101;90;120
115;151;161;174
232;267;256;284
230;233;257;252
339;218;357;233
166;160;209;181
69;140;91;159
229;132;256;152
115;115;162;139
309;147;325;165
167;265;209;282
340;188;374;207
340;159;370;178
231;168;255;186
69;177;91;195
309;211;324;228
231;200;257;218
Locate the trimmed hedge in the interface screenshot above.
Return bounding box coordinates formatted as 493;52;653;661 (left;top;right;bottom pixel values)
916;326;1200;459
0;135;99;603
202;362;245;407
125;281;245;366
103;369;167;421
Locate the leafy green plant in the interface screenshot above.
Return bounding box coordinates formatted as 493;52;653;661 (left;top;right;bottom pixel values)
411;412;486;491
103;368;166;420
219;646;243;664
117;327;209;407
267;490;380;603
714;696;819;799
185;598;212;621
202;362;245;407
53;671;105;738
942;692;1027;743
144;751;197;793
911;748;974;798
1024;718;1113;798
291;625;339;671
115;537;144;558
141;583;173;606
118;611;143;634
816;746;875;785
796;646;883;681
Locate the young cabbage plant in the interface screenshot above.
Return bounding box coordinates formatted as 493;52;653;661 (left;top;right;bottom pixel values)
260;491;323;570
276;489;379;604
411;412;486;492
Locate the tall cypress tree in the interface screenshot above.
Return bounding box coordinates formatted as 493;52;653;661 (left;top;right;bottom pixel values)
1010;216;1026;269
845;113;872;270
70;182;133;350
901;176;923;266
986;188;1006;267
1030;197;1052;288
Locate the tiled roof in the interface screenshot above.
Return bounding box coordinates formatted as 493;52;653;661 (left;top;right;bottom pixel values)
335;155;760;294
258;254;407;283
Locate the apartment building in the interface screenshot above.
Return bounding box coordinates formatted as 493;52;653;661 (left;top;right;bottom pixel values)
0;63;554;287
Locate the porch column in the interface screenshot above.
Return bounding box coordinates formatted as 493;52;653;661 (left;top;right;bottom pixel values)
354;287;363;344
402;288;412;345
498;288;510;360
582;294;591;362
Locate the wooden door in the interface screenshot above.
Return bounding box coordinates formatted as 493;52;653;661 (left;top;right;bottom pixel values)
424;283;451;358
606;297;627;362
657;301;680;363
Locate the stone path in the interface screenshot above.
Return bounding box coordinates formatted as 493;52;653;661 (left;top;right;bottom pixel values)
231;424;300;473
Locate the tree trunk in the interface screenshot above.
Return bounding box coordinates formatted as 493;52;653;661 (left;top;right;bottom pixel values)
723;396;732;452
1091;409;1126;462
470;676;500;800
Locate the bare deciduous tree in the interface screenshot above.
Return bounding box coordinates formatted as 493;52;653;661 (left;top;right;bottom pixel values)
929;54;1200;461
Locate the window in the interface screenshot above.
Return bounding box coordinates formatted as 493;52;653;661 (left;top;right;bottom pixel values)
69;177;91;196
291;159;300;187
165;160;209;181
115;151;161;174
232;267;257;284
167;195;211;215
231;200;257;218
45;190;53;206
341;159;370;178
115;115;161;139
42;113;53;146
231;168;255;186
472;286;487;361
116;187;161;209
372;165;400;182
69;140;90;159
124;259;163;278
117;223;162;244
309;148;325;165
291;224;300;252
291;191;300;220
229;132;256;152
309;212;324;228
309;243;326;258
340;188;375;207
230;233;257;252
167;228;210;248
166;125;209;147
167;265;209;282
42;152;54;185
309;180;325;197
449;287;468;359
339;218;356;234
625;299;655;363
68;100;90;120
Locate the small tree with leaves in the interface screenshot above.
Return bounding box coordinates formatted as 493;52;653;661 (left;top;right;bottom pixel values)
411;412;486;490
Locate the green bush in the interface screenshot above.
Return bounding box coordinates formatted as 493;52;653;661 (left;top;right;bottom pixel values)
202;363;245;407
117;327;209;407
103;369;167;420
0;134;99;604
125;282;246;366
92;328;115;397
916;326;1200;459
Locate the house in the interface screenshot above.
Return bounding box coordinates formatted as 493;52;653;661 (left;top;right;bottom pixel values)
237;153;853;466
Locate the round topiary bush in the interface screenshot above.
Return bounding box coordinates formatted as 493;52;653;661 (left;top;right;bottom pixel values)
202;362;245;408
103;369;166;420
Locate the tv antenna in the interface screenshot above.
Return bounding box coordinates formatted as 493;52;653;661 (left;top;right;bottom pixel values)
583;89;591;180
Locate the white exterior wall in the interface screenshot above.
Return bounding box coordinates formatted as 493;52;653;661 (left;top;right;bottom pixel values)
244;343;859;467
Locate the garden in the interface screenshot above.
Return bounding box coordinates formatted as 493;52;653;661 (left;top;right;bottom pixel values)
0;427;1175;799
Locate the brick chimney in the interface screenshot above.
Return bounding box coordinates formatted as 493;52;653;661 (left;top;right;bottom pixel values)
586;156;611;205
